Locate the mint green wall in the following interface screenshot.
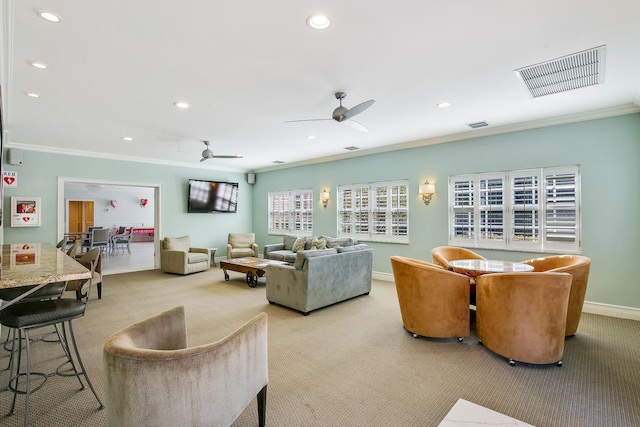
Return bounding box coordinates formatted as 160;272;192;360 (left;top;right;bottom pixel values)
2;151;252;252
252;113;640;309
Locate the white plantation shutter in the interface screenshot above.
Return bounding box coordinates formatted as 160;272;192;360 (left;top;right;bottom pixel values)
338;180;409;243
544;167;580;252
268;189;313;235
449;166;580;253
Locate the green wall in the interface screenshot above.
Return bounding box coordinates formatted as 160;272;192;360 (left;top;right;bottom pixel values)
252;113;640;309
2;152;252;252
3;113;639;309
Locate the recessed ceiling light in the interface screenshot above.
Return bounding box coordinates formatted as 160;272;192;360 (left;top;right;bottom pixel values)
306;14;331;30
437;102;452;108
121;136;133;141
30;61;48;69
173;101;190;109
306;135;316;140
26;92;40;98
37;10;62;23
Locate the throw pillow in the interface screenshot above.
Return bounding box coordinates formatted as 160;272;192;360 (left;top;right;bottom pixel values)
292;237;306;253
310;237;327;250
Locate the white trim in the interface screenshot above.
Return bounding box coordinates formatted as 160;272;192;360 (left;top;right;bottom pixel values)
582;301;640;321
373;271;394;282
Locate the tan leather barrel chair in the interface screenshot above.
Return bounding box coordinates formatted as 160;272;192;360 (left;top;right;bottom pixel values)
103;306;268;427
520;255;591;336
390;256;470;341
476;272;572;366
431;246;486;269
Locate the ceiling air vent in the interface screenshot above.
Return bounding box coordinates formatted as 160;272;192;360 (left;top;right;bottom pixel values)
272;160;285;164
514;45;606;98
344;146;360;151
467;121;489;129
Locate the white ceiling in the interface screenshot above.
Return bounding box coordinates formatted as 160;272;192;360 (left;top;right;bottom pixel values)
2;0;640;173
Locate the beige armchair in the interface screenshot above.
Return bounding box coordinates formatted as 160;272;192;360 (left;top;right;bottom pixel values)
227;232;259;259
476;272;572;366
160;235;210;275
520;255;591;336
390;256;470;341
103;306;268;427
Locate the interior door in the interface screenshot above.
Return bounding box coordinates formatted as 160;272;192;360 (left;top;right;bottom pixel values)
68;201;95;232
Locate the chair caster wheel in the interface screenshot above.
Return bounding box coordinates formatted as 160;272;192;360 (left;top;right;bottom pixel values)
457;337;463;342
509;359;516;366
478;339;483;345
556;360;563;367
412;333;418;338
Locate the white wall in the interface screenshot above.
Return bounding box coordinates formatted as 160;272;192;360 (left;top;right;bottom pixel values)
64;184;154;229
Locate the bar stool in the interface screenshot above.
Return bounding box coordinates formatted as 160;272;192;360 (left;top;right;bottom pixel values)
0;248;104;426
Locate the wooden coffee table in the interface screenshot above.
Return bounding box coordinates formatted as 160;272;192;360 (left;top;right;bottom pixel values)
220;257;288;287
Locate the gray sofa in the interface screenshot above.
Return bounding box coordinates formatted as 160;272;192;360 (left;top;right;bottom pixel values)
264;235;356;263
265;244;373;315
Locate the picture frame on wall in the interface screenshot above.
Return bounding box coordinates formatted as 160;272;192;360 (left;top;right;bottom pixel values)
11;196;41;227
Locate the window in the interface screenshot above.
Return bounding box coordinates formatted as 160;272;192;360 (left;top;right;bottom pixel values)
268;189;313;235
338;180;409;243
449;166;580;253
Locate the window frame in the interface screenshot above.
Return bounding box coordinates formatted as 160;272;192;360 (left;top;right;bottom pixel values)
338;179;409;244
268;188;314;236
449;166;581;253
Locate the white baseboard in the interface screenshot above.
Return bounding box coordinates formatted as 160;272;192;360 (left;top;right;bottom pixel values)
373;271;640;321
582;301;640;321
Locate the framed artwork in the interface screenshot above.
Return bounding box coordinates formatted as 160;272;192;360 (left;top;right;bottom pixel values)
11;196;41;227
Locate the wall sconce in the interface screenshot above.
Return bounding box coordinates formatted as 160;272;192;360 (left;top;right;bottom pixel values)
320;189;330;208
109;200;118;208
419;181;436;205
140;198;149;208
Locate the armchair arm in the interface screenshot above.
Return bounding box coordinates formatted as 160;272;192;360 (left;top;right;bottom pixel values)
161;250;189;274
190;247;210;257
251;242;259;257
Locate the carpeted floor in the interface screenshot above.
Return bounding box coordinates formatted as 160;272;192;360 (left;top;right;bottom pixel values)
1;267;639;426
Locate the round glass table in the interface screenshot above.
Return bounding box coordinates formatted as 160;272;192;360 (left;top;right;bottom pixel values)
447;259;534;278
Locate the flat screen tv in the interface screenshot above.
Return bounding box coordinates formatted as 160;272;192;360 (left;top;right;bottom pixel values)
188;179;238;213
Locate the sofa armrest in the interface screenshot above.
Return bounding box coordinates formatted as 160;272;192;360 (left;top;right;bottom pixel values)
263;243;285;259
251;243;259;257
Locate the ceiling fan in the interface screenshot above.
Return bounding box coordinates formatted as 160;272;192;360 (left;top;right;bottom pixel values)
200;140;243;162
286;92;375;132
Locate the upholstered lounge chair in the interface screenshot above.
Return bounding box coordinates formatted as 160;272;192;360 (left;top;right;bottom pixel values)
431;246;486;304
103;306;268;427
227;232;259;259
160;235;210;275
390;256;470;340
520;255;591;336
476;271;572;366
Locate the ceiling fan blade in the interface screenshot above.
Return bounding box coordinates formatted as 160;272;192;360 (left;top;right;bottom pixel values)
342;119;368;132
200;157;209;162
211;155;243;159
343;99;375;119
285;118;333;123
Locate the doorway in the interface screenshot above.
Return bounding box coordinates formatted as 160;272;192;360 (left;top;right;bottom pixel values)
57;177;162;274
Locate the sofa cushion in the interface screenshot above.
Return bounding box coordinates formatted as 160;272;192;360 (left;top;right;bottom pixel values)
283;235;298;250
311;237;327;250
293;248;338;270
164;236;190;252
267;250;297;263
292;237;306;253
336;244;370;253
322;236;354;248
